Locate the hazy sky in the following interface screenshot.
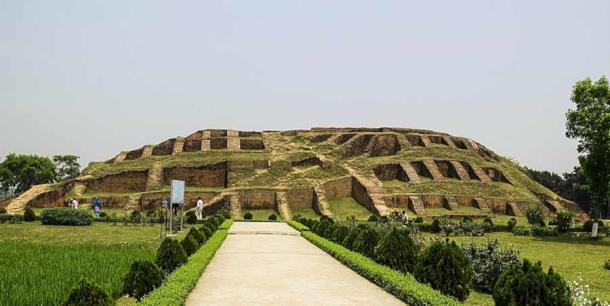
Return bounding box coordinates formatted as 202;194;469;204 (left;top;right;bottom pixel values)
1;1;609;173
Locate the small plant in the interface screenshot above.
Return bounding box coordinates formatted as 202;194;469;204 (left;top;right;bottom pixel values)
431;219;441;233
462;216;473;223
188;227;206;244
122;260;163;301
507;217;517;231
352;227;380;258
531;225;559;237
199;223;214;238
180;235;199;256
413;216;423;223
0;207;6;214
511;226;531;236
332;225;350;244
374;227;418;274
268;214;277;221
415;240;473;301
23;207;36;221
243;212;253;220
583;219;605;232
342;227;363;250
130;210;141;223
553;210;574;233
604;259;610;270
185;211;197;224
217;208;231;219
155;237;188;274
367;215;379;222
526;205;545;226
63;278;114;306
41;208;92;226
461;240;520;292
568;275;608;306
493;260;571;306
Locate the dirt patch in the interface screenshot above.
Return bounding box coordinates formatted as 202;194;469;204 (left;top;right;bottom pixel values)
153;139;176;156
373;164;409;183
240;138;265;150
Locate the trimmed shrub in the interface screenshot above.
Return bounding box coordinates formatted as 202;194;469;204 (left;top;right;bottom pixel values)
41;208;92;226
531;225;559;237
185;211;197;224
188;227;206;244
367;215;379;222
122;260;163;301
553;210;573;233
332;225;350;243
268;214;277;221
352;227;380;258
512;226;531;236
431;219;441;233
604;259;610;270
0;207;6;214
461;240;521;292
155;237;188;274
413;216;423;223
462;216;473;223
217;208;231;219
493;260;571;306
130;210;141;223
199;223;214;238
342;227;362;250
415;240;473;301
507;217;517;231
526;205;545;226
374;227;418;274
0;213;23;223
63;278;113;306
23;207;36;221
583;219;605;232
181;235;199;257
243;212;253;220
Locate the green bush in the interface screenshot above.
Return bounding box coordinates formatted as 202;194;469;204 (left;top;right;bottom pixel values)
287;220;310;232
431;219;441;233
130;210;141;223
122;260;163;301
301;229;459;305
63;278;114;306
526;205;545;226
41;208;92;226
0;213;23;223
461;240;521;292
155;238;188;274
553;210;573;233
332;225;350;243
604;259;610;270
531;225;559;237
415;240;472;301
342;227;362;250
493;260;571;306
217;208;231;219
0;207;6;214
188;227;206;244
268;214;277;221
352;227;380;258
507;217;517;231
511;226;531;236
181;235;199;257
583;219;605;232
367;215;379;222
185;211;197;224
243;212;253;220
374;227;418;274
413;216;423;223
140;220;232;306
199;223;214;238
23;207;36;221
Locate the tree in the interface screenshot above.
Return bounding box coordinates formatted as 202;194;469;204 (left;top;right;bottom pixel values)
53;155;80;181
566;76;610;220
0;154;56;195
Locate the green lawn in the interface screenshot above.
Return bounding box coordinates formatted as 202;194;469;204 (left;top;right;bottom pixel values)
0;222;189;305
327;197;374;221
423;232;610;305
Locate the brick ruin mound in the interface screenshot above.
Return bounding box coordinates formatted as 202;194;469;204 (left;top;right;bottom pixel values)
3;127;582;219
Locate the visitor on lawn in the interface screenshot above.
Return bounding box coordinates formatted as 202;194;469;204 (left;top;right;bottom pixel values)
92;197;101;218
196;197;203;220
71;198;79;209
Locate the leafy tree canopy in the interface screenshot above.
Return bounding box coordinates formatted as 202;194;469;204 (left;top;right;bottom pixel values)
0;154;56;194
53;155;80;181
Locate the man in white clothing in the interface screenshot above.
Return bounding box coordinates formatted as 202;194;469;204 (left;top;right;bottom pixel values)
71;198;79;209
196;197;203;220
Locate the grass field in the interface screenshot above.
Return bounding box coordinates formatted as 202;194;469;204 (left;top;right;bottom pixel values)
0;222;189;305
422;232;610;305
327;197;374;221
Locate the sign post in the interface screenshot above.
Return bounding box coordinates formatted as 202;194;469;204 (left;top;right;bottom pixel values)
169;180;185;236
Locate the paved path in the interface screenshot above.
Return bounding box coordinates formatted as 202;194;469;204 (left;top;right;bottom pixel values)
185;222;403;306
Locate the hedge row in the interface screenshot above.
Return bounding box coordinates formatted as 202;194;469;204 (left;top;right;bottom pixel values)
41;208;92;226
139;219;233;306
289;222;459;306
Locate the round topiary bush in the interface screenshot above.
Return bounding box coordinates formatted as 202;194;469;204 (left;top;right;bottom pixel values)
268;214;277;221
185;211;197;224
41;208;92;226
526;205;545;226
181;235;199;256
415;240;473;301
64;278;113;306
507;218;517;231
23;207;36;222
367;215;379;222
553;210;573;233
352;227;380;258
374;227;418;274
188;227;206;244
200;223;214;238
431;219;442;233
122;260;164;301
155;237;188;274
413;216;424;223
493;260;571;306
243;212;253;220
604;259;610;270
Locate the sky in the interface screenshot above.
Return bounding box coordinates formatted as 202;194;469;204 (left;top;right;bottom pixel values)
1;0;609;173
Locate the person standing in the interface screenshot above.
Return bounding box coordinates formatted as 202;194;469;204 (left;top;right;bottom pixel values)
71;198;79;209
92;197;101;218
196;197;203;220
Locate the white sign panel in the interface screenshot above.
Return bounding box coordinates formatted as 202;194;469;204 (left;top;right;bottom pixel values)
171;180;185;204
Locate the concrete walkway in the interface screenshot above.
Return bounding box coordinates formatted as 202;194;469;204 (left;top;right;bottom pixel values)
185;222;403;306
